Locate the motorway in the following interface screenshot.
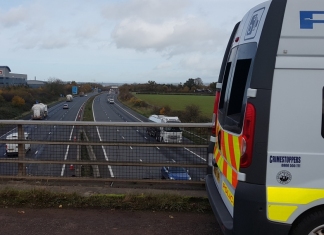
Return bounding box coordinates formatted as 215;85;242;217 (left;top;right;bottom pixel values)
0;92;207;181
90;92;207;181
0;93;95;177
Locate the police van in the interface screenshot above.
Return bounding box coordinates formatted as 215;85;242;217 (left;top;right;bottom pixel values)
205;0;324;234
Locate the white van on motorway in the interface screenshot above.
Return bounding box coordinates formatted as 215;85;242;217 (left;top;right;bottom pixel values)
205;0;324;235
5;132;31;156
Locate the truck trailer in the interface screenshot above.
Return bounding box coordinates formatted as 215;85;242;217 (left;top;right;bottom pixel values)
146;115;182;143
66;94;73;102
31;103;48;120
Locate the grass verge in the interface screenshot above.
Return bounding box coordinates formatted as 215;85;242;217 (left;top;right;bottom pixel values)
82;96;95;121
0;188;212;213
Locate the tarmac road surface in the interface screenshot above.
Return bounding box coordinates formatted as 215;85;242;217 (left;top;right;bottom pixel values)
0;208;221;235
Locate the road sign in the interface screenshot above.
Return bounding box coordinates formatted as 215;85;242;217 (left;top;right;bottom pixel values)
72;86;78;95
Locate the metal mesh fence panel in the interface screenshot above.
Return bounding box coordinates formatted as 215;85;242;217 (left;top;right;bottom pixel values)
0;121;210;183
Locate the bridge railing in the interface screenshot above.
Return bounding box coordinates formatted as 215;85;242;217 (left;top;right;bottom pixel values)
0;120;211;185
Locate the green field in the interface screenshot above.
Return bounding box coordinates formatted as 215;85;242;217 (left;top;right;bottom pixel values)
133;94;215;118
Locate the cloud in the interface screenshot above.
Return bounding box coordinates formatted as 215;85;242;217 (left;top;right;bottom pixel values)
102;0;189;21
0;5;29;27
154;61;172;70
103;0;229;57
179;54;219;71
111;16;226;57
39;37;70;50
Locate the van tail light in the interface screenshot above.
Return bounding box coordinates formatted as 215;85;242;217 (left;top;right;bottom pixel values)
211;91;221;136
240;103;256;168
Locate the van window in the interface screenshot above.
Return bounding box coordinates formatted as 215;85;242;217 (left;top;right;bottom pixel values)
218;43;257;134
218;47;238;121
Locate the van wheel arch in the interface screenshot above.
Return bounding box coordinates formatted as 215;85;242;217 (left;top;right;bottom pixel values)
289;207;324;235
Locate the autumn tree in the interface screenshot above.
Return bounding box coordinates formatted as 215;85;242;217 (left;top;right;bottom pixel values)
12;95;25;107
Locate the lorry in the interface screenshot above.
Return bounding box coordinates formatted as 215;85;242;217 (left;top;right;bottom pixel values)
205;0;324;234
79;92;84;97
66;94;73;102
31;103;48;120
146;115;182;143
5;132;31;156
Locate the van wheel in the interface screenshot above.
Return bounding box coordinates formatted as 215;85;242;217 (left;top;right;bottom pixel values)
290;210;324;235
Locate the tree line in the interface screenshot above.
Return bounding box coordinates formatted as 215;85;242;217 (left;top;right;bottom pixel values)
118;78;216;94
0;78;103;119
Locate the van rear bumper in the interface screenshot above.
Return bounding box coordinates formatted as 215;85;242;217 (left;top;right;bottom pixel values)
206;174;291;235
206;174;233;235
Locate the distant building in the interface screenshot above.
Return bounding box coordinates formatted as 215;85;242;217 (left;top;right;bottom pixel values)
27;80;47;88
0;66;27;87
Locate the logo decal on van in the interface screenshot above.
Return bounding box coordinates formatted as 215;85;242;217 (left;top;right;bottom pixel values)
245;7;265;40
300;11;324;29
276;170;292;185
222;181;234;206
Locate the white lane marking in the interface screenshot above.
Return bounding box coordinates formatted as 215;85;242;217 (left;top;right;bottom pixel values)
172;159;176;162
130;146;132;150
61;103;85;177
156;147;160;150
35;151;38;155
0;127;18;139
184;147;206;162
140;159;142;162
49;132;51;135
93;97;115;178
136;130;139;132
121;136;125;140
114;103;143;122
3;153;5;156
144;137;147;139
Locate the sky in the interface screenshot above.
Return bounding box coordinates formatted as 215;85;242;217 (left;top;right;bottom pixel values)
1;0;264;85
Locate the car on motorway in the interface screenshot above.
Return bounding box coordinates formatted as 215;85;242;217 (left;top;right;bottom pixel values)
63;104;69;109
109;98;114;104
161;166;191;180
85;94;88;97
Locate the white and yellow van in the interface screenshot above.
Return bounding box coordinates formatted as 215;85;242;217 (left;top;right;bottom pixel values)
206;0;324;234
6;132;31;157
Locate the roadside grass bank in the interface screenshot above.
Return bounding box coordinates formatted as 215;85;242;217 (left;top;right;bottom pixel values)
119;93;212;123
0;188;212;213
14;97;66;120
133;93;214;118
